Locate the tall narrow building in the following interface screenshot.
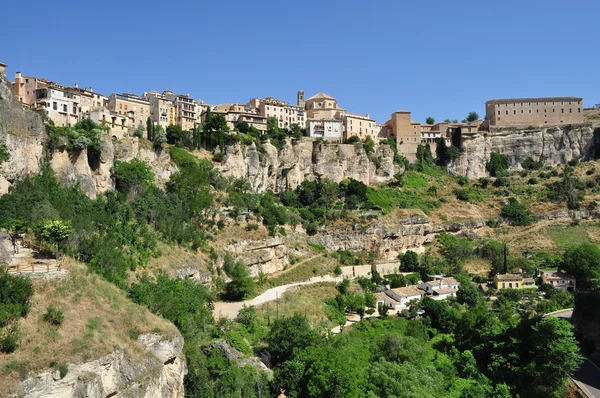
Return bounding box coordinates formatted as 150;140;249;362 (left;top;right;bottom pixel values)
297;89;305;108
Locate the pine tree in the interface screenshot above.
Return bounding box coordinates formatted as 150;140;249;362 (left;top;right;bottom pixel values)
146;117;154;141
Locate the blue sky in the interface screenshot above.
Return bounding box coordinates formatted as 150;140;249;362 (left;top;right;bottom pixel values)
2;0;598;124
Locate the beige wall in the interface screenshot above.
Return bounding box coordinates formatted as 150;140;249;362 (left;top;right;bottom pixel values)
12;73;48;105
486;97;584;127
343;114;377;140
259;101;306;129
108;94;150;128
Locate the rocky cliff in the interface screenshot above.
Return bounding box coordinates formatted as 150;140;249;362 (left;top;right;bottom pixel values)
0;75;175;197
449;125;598;179
16;333;186;398
219;139;401;193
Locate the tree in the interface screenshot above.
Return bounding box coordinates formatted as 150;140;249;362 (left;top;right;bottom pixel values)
456;282;484;308
501;197;534;226
466;112;479;122
416;144;433;166
562;243;600;287
487;152;509;177
399;250;419;272
266;313;319;365
135;123;144;138
363;136;375;154
166;125;186;145
435;137;453;167
112;159;155;195
225;261;256;300
146;117;154;141
425;117;435;125
526;317;583;396
39;219;72;261
152;126;167;150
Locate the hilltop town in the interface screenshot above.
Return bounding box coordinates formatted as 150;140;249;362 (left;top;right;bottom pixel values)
2;62;597;164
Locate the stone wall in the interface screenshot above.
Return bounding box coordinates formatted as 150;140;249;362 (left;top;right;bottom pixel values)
219;139;401;193
449;125;598;179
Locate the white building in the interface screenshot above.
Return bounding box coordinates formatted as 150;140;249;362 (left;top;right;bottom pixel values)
385;286;425;307
307;119;342;141
35;84;80;126
418;276;460;300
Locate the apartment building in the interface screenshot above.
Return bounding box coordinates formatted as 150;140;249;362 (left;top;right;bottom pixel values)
12;72;50;106
144;91;172;130
68;86;107;113
342;112;378;141
485;97;584;127
83;107;132;137
35;83;80;126
194;100;210;127
108;93;150;128
212;104;267;132
163;91;196;131
306;119;343;141
248;91;307;129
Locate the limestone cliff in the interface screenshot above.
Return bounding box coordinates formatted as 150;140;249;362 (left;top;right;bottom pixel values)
0;75;46;194
219;139;401;193
16;333;186;398
449;125;598;179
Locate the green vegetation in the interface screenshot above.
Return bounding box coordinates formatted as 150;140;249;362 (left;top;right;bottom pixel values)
367;188;440;214
487;152;509;177
501;197;535;226
0;145;9;164
0;270;33;328
42;307;64;326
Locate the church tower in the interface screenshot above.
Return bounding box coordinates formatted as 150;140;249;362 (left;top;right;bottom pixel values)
297;89;305;108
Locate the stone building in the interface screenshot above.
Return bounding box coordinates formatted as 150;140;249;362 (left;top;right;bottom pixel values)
108;93;151;128
212;104;267;132
306;119;343;141
248;93;307;129
342;112;378;141
12;72;50;106
144;91;172;130
485;97;584;127
163;91;196;131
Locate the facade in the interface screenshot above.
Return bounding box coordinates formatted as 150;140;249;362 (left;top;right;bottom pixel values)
35;84;80;126
342;112;378;140
485;97;584;127
83;108;131;137
12;72;50;106
541;271;576;292
212;104;267;132
383;111;419;161
68;86;107;113
144;91;173;130
250;94;307;129
306;119;343;141
305;92;344;120
493;274;535;290
163;92;196;131
375;292;399;310
108;93;150;128
418;276;460;300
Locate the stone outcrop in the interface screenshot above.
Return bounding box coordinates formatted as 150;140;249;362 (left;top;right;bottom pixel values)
16;332;186;398
113;138;177;189
310;216;486;261
449;125;598;179
224;234;310;276
0;76;46;194
204;339;272;378
219;139;401;193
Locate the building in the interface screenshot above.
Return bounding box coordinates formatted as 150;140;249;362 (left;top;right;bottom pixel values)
418;276;461;300
212;104;267;133
144;91;173;130
12;72;51;106
541;271;576;292
342;112;378;141
108;93;150;128
305;92;344;120
493;274;536;290
385;286;425;306
375;292;399;311
381;111;419;161
306;119;343;141
82;108;132;137
34;83;80;126
68;86;107;114
163;92;196;131
0;62;6;78
249;92;307;129
485;97;584;127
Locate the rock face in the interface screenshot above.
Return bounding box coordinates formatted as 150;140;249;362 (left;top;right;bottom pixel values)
310;216;486;261
17;333;186;398
449;125;598;179
224;234;310;276
219;139;401;193
113;138;177;189
204;339;272;378
0;76;46;194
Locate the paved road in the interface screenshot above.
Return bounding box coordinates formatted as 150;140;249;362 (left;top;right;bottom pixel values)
213;275;342;319
549;309;600;398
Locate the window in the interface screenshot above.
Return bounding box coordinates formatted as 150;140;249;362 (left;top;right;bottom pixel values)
53;102;57;110
561;109;564;113
578;108;581;112
514;110;516;114
25;79;29;83
521;110;523;113
506;110;509;115
569;108;572;113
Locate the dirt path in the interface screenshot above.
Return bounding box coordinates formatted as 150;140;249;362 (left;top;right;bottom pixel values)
213;275;343;319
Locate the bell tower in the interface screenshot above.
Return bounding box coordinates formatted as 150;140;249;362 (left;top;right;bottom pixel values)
297;89;305;108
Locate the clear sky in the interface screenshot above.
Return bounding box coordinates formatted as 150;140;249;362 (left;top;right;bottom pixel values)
2;0;598;124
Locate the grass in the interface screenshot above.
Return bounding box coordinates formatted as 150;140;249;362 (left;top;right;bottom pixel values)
0;259;179;397
254;282;340;328
367;188;440;215
266;256;337;288
544;223;600;251
404;172;428;189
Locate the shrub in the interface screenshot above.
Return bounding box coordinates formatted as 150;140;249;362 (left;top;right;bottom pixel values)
493;177;510;187
567;159;580;167
501;197;534;226
486;218;503;228
522;157;543;170
0;325;20;353
42;307;64;326
586;168;596;176
528;177;538;185
333;264;343;276
551;169;559;177
487;152;509;177
0;270;33;328
212;152;224;162
245;223;259;231
478;178;490;188
112;159;155;195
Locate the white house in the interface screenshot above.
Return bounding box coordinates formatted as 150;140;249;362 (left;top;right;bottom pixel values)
306;119;342;141
385;286;425;306
418;276;460;298
375;292;399;310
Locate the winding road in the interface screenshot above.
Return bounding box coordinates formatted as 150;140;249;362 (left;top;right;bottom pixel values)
212;275;342;319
